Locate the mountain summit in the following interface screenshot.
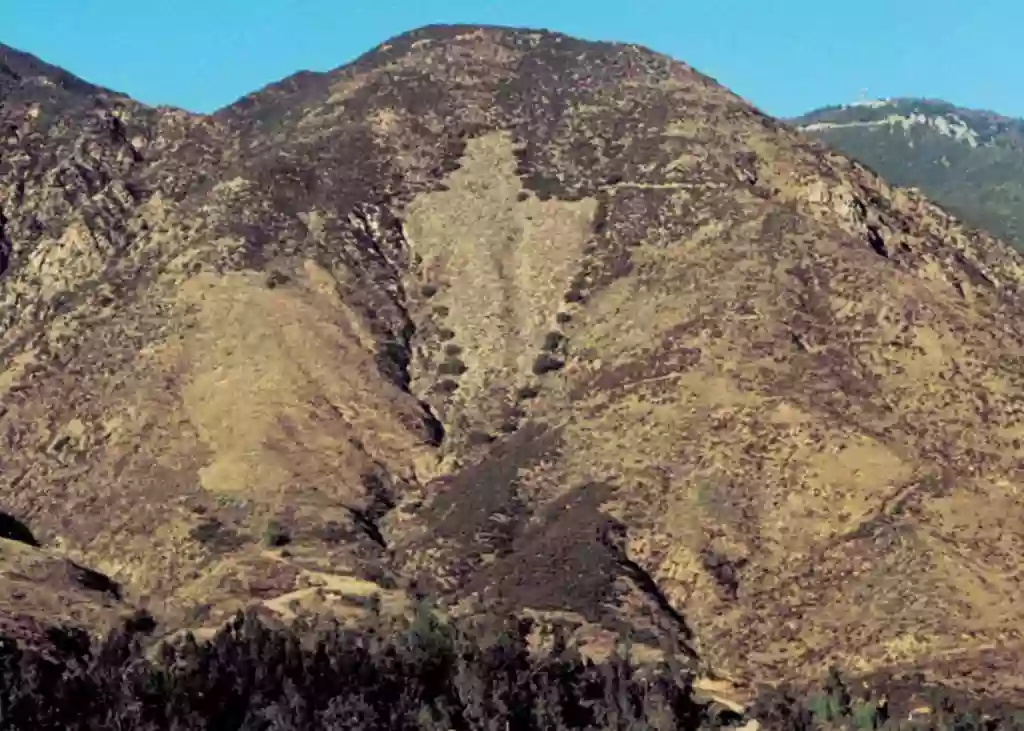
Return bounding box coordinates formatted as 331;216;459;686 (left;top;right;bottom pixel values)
2;25;1024;701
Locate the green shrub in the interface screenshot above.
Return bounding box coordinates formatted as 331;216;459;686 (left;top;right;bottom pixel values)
262;520;291;548
264;271;290;289
189;519;245;550
852;699;882;729
532;353;565;375
437;357;468;376
541;331;566;352
517;384;541;399
435;378;459;394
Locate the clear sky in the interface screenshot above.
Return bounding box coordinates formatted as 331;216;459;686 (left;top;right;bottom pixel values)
4;0;1022;119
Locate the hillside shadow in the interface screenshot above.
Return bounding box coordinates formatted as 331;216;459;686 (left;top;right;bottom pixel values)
0;510;40;547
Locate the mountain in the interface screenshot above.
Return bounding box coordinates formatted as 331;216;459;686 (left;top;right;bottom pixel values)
792;98;1024;250
2;25;1024;708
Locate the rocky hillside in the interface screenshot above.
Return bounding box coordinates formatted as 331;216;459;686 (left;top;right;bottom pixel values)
2;26;1024;704
793;98;1024;249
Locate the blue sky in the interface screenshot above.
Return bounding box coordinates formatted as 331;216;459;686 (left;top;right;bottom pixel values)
5;0;1022;118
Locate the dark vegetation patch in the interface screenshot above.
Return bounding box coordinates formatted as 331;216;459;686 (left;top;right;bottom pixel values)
400;424;560;591
516;384;541;400
496;404;526;435
699;547;746;602
541;330;567;353
563;287;585;304
434;378;459;395
437;356;468;376
0;605;718;730
460;481;699;660
360;565;399;590
374;336;412;390
464;482;620;619
189;519;246;551
532;352;565;375
493;35;684;201
261;520;291;548
359;466;398;516
264;270;290;288
751;664;1024;731
48;289;77;317
123;608;157;635
521;172;566;201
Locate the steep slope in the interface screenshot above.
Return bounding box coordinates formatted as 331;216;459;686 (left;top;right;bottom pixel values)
793;98;1024;249
2;26;1024;701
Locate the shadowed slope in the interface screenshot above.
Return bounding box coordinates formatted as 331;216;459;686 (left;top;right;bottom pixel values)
1;25;1024;701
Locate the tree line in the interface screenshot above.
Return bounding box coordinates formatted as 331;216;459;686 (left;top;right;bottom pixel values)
0;601;1018;730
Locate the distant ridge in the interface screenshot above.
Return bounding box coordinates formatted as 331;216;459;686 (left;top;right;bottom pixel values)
793;97;1024;248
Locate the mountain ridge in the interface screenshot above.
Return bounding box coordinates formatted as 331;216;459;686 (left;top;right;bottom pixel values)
2;24;1024;705
791;97;1024;249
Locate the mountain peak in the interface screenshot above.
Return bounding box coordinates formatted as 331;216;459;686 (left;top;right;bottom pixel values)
3;26;1024;706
